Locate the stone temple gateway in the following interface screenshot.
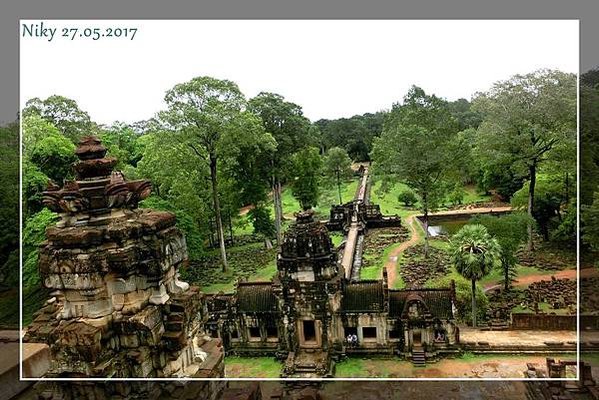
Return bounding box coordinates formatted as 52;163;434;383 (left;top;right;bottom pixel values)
24;136;224;384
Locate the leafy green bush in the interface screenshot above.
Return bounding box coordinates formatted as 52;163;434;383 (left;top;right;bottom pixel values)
22;209;58;287
397;189;417;206
448;183;465;206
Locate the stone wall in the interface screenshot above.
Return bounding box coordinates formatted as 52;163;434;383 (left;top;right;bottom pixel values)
511;313;577;330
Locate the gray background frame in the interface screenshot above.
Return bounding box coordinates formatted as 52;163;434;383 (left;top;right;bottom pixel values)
2;0;595;389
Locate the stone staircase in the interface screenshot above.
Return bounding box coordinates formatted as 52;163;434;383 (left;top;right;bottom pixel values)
283;349;333;378
411;347;426;367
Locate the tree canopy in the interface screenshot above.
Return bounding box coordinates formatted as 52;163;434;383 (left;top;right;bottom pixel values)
372;86;460;256
451;224;501;327
473;69;577;250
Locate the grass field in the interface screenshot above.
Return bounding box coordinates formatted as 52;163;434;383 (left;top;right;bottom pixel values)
233;177;360;236
225;356;282;378
369;180;491;218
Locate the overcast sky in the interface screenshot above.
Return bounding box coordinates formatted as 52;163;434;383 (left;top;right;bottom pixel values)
20;20;578;125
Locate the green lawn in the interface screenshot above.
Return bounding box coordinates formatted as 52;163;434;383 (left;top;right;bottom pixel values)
360;241;405;286
185;242;278;294
201;257;278;294
479;265;550;287
331;232;344;247
225;356;282;378
233;177;360;237
369;180;491;218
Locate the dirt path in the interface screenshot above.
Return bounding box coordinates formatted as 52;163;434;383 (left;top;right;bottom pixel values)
384;214;421;287
238;204;254;216
383;206;522;289
484;267;599;291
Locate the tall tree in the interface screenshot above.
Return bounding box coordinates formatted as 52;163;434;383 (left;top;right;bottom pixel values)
324;147;353;204
0;122;19;286
248;92;312;245
23;95;96;142
100;122;144;169
158;76;266;272
580;74;599;206
22;115;77;216
291;147;323;210
451;224;500;327
470;213;531;290
473;70;577;251
372;86;459;257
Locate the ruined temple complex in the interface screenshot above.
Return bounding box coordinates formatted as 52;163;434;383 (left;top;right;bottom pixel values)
204;165;459;377
9;135;591;400
20;137;459;383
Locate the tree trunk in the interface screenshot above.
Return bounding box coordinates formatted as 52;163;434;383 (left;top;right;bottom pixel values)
336;170;342;204
264;238;273;250
228;210;233;244
471;279;477;328
503;256;510;291
564;172;570;205
527;163;536;251
272;174;283;247
209;155;228;272
276;181;284;224
423;194;429;258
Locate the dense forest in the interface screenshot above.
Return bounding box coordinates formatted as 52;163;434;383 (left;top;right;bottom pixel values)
0;67;593;327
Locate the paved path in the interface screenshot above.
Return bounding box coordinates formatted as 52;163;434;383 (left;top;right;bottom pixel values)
484;267;598;292
460;328;578;346
341;221;360;279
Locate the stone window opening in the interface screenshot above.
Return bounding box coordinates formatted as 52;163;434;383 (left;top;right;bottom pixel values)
362;327;377;341
344;327;357;337
248;327;261;341
230;329;239;340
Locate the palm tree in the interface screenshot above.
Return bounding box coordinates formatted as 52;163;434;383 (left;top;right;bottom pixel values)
451;224;501;327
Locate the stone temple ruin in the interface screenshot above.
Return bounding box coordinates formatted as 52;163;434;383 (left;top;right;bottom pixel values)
24;136;224;382
207;210;459;377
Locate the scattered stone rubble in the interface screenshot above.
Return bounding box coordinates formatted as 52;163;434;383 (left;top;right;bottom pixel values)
360;227;409;273
524;278;576;313
582;277;599;315
400;245;448;288
516;247;575;271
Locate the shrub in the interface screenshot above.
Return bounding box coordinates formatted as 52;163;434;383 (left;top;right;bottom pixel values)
448;183;465;206
22;208;59;287
397;189;418;206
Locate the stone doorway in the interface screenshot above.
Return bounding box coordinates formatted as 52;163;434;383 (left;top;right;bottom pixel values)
413;330;422;346
303;320;316;342
299;319;321;348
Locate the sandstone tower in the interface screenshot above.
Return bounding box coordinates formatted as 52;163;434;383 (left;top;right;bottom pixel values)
24;136;224;382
